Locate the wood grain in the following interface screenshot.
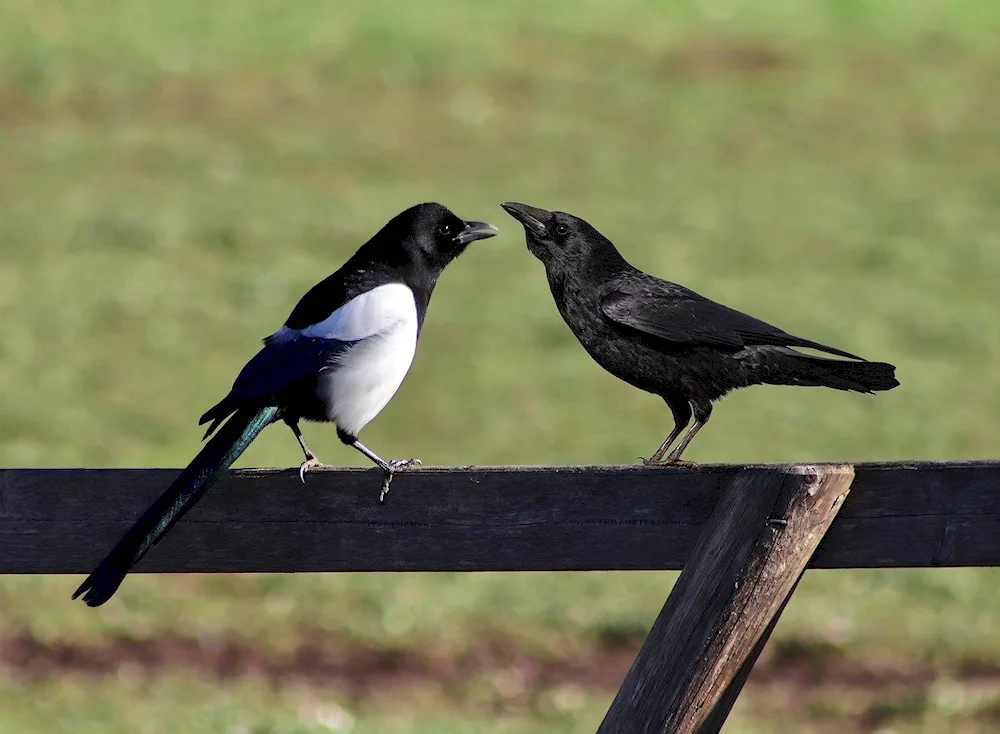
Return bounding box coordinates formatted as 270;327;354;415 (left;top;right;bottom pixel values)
0;461;995;573
597;464;854;734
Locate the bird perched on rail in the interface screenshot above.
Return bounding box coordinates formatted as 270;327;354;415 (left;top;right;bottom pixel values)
501;201;898;466
73;202;498;607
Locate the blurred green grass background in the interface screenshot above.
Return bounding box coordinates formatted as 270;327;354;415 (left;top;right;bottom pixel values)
2;0;1000;731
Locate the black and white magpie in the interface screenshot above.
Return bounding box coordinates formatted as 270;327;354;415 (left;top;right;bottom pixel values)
502;201;898;465
73;202;497;606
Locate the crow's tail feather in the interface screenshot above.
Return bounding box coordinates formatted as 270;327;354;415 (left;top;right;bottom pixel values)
762;354;899;394
72;405;279;607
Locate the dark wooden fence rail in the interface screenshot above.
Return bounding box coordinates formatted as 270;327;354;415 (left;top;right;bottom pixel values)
3;461;998;734
1;461;998;574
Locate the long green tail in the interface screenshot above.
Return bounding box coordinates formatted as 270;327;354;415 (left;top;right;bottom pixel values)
73;405;279;607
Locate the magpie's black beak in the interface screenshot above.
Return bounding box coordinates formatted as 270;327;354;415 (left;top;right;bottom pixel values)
457;220;499;245
500;202;550;235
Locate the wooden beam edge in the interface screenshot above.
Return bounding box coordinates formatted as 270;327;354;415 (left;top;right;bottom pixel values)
1;459;999;475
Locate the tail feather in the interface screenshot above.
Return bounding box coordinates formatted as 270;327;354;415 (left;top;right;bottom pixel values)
73;405;279;607
198;395;237;440
763;353;899;394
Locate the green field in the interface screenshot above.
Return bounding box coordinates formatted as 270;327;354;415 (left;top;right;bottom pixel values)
3;0;1000;731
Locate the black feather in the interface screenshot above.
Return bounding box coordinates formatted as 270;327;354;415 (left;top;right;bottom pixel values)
501;201;899;462
599;276;864;360
73;406;278;607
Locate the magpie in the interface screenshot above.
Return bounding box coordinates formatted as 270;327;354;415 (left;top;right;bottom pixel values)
73;202;498;607
501;201;899;465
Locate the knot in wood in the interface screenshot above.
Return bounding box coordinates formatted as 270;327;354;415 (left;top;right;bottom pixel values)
800;467;821;495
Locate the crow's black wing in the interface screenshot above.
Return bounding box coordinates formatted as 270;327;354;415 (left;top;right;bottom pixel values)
598;274;863;359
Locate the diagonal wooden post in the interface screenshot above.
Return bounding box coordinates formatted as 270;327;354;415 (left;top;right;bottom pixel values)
693;571;804;733
597;464;854;734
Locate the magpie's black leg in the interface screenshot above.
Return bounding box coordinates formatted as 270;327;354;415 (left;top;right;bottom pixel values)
646;392;692;465
285;417;333;483
664;400;713;466
347;438;421;503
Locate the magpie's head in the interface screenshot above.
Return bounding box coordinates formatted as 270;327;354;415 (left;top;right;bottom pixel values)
501;202;609;270
398;202;498;268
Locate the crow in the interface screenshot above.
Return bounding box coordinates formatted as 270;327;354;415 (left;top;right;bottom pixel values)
502;201;898;465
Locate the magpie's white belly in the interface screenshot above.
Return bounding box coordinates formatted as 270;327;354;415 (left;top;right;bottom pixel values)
266;282;420;437
321;319;417;436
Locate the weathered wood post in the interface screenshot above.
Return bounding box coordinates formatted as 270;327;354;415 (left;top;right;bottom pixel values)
597;464;854;734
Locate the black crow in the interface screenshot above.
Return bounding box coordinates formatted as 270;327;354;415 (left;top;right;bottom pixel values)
502;201;898;466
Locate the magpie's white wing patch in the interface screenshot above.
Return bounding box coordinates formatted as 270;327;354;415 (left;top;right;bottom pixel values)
257;282;419;437
303;282;415;340
265;282;416;346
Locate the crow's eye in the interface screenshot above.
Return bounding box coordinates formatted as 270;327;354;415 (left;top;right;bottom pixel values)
555;223;569;236
438;223;452;237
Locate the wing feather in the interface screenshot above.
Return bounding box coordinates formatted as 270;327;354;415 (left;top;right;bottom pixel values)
199;282;416;437
598;276;863;360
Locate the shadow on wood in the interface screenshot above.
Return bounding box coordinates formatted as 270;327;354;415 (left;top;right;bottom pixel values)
597;464;854;734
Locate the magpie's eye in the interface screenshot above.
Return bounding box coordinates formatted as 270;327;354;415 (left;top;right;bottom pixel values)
438;223;452;237
555;223;569;236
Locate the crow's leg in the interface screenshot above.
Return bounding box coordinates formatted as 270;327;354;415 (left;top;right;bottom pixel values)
664;400;713;465
646;392;692;465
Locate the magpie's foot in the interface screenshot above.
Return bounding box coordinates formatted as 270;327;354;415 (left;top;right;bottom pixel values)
299;457;334;483
378;458;422;503
645;457;700;470
389;458;422;472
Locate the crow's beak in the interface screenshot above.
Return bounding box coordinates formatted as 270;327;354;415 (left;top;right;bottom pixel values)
457;220;499;245
500;202;550;234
